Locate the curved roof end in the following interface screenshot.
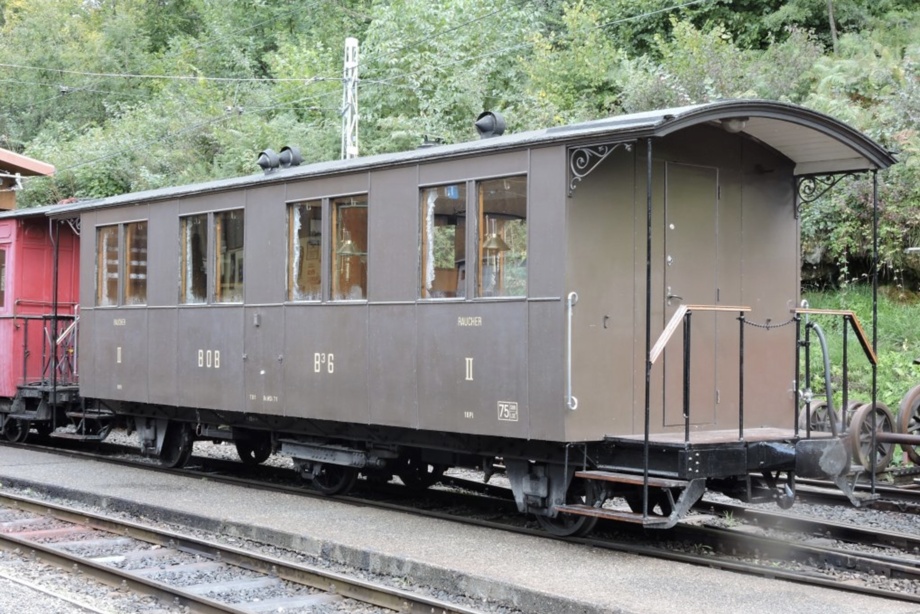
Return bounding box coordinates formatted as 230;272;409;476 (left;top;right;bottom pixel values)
654;100;896;176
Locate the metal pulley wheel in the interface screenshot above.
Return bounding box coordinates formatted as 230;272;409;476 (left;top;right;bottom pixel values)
898;384;920;465
849;402;896;472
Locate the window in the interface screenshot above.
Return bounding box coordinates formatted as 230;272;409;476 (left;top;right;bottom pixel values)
124;221;147;305
180;214;208;304
420;183;466;298
0;248;6;308
289;200;322;301
215;209;244;303
477;176;527;298
331;196;367;300
96;225;119;306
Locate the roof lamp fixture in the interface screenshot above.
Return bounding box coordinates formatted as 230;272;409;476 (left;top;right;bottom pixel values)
721;117;749;134
475;110;506;139
279;146;302;168
257;149;279;173
257;145;303;174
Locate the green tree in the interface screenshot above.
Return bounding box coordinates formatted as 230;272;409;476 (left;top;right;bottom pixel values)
519;0;624;126
357;0;540;152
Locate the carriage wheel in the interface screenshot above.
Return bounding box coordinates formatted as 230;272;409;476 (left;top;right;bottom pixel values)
398;457;446;489
312;463;358;495
799;400;833;432
159;422;194;468
235;433;272;466
849;402;896;472
2;418;30;444
536;478;600;537
898;385;920;465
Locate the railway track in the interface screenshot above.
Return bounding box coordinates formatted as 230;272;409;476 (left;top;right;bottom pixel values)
0;569;110;613
3;438;920;606
0;489;485;614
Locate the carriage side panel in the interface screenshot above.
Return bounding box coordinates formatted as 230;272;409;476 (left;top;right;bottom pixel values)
282;304;369;422
176;306;244;411
740;139;798;425
368;304;418;428
564;145;638;441
244;184;286;304
526;145;567;441
368;166;418;303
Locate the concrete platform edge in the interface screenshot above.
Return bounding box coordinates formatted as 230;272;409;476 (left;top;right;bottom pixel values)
0;475;622;614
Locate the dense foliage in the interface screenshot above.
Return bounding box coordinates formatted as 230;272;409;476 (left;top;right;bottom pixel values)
1;0;918;284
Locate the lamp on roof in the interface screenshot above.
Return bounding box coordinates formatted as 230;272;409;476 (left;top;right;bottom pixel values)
721;117;748;134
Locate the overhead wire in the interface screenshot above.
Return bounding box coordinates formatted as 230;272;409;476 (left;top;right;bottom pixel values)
16;0;716;181
358;0;715;91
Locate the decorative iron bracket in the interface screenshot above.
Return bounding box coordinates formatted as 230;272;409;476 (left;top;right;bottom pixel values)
63;217;81;236
568;141;633;196
795;172;859;217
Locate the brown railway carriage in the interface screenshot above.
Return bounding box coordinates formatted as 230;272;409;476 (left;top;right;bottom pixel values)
47;100;893;533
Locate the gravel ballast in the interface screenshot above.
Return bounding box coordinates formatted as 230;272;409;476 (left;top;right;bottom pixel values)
1;443;918;614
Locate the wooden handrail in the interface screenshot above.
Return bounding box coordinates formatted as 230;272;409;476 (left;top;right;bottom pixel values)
649;304;751;365
794;308;877;365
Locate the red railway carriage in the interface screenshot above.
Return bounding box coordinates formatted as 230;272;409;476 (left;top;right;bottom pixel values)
0;205;81;438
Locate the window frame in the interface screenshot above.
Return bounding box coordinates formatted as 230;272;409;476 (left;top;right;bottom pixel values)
95;224;121;307
179;213;210;305
214;209;245;304
95;220;149;307
419;182;467;300
330;194;368;302
123;220;148;306
179;208;246;305
287;199;324;302
474;175;528;300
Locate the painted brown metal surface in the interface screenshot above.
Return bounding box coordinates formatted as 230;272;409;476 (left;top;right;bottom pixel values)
73;112;837;446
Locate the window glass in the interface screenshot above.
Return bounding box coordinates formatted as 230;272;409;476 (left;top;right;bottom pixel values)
215;209;244;303
420;183;466;298
0;248;6;309
124;221;147;305
331;196;367;300
289;201;322;300
477;177;527;298
180;214;208;303
96;225;119;306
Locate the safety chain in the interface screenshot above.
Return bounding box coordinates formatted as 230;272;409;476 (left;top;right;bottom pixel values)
740;316;798;330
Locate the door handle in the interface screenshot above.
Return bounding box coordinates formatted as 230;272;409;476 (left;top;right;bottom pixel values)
666;286;683;302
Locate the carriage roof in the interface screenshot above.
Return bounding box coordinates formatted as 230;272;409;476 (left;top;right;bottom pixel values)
8;99;895;220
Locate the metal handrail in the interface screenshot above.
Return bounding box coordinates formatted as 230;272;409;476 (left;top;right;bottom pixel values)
794;308;877;365
648;304;752;443
566;292;579;410
650;304;751;364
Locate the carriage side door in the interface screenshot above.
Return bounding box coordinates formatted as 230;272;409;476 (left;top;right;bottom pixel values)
662;162;719;427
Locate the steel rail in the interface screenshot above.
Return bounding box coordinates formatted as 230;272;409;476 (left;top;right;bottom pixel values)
3;440;920;606
0;570;108;614
0;527;248;614
575;528;920;605
0;490;487;614
697;499;920;552
665;519;920;580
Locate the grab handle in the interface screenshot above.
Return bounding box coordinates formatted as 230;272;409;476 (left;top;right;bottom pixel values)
566;292;578;410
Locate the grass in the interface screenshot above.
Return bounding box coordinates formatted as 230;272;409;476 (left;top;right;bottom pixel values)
801;284;920;413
